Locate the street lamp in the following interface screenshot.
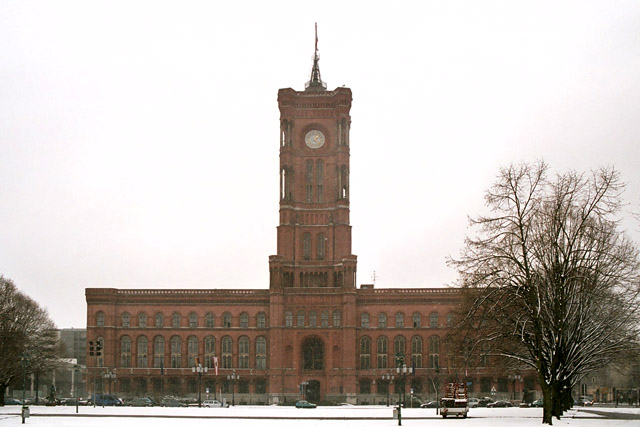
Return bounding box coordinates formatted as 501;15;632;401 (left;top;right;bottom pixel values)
300;381;309;401
381;373;394;407
20;354;30;424
73;365;80;414
192;363;208;407
395;364;414;426
508;374;522;401
227;370;239;406
102;369;117;395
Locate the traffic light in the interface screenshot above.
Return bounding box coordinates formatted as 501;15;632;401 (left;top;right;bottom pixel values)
89;341;95;357
96;341;102;357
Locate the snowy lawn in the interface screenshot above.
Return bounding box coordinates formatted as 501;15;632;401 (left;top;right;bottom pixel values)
0;405;639;426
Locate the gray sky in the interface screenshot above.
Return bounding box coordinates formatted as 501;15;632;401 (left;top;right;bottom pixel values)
1;1;639;328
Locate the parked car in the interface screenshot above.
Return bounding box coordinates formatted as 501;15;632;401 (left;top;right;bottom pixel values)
531;398;544;407
4;398;22;405
477;397;494;407
127;397;153;407
421;401;439;408
577;396;593;406
63;398;88;406
295;400;317;409
161;397;187;407
91;394;123;406
468;398;479;408
202;399;223;408
487;400;513;408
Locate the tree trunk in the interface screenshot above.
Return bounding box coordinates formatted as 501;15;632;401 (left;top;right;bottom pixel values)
0;381;7;406
539;373;554;425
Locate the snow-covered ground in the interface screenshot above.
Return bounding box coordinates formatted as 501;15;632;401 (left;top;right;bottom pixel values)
1;405;639;426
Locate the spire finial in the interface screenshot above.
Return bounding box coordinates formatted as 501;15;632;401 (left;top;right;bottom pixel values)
305;22;327;91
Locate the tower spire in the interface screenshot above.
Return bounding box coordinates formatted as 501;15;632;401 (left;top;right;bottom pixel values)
305;22;327;91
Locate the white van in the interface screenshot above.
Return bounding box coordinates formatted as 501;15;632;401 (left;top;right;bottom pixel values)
202;400;223;408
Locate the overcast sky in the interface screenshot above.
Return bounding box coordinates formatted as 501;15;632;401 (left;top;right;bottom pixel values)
1;1;639;328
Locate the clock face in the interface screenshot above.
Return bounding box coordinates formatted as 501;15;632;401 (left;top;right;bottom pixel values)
304;130;326;149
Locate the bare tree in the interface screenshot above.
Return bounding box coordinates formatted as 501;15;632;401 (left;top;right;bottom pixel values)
0;276;58;405
449;161;640;425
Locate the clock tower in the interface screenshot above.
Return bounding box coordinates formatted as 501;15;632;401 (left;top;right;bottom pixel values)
269;36;356;290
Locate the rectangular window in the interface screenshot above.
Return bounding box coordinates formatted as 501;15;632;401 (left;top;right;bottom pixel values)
305;160;313;202
316;160;324;203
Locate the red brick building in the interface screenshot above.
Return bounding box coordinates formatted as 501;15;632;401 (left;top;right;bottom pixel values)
86;45;532;405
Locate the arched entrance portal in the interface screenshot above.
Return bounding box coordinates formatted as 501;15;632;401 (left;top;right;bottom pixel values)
307;379;321;403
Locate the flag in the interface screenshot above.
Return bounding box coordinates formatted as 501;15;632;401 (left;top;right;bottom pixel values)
213;356;219;376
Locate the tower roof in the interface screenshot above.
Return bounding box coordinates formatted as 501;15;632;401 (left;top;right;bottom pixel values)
305;23;327;91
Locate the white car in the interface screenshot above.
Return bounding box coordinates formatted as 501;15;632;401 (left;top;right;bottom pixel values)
202;400;223;408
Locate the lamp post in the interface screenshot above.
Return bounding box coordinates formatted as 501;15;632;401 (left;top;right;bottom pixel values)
20;354;30;424
73;365;80;414
102;369;117;395
381;373;394;407
192;363;208;407
300;381;309;402
508;374;521;401
395;363;414;426
227;370;239;406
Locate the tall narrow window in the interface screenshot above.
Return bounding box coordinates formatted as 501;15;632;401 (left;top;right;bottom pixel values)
223;312;232;328
412;313;421;328
297;310;305;327
333;310;341;327
137;336;148;368
395;312;404;328
430;312;439;328
305;160;313;202
377;336;388;368
412;336;423;368
378;313;387;328
303;233;311;260
138;312;147;328
239;336;249;368
394;336;406;365
309;311;317;327
316;160;324;203
321;310;329;327
221;336;232;369
285;311;293;327
317;233;325;260
256;312;266;328
429;336;440;369
205;312;214;328
155;312;164;328
121;312;130;328
256;336;267;370
189;312;198;328
172;312;180;328
97;338;104;367
240;312;249;328
153;336;165;368
96;312;105;327
360;336;371;369
361;312;370;328
120;336;131;368
204;336;215;368
187;336;198;367
170;336;181;368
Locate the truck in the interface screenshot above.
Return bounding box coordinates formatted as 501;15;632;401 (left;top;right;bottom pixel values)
440;382;469;418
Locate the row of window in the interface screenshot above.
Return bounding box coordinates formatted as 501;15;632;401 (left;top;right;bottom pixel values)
284;310;341;327
95;311;267;329
118;335;267;370
360;312;454;329
358;335;441;370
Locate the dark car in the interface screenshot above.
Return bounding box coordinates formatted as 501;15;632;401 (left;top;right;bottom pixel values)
295;400;317;408
531;398;544;407
487;400;513;408
161;398;187;407
4;398;22;405
421;401;439;408
127;397;153;407
477;397;494;407
63;398;88;406
92;394;123;406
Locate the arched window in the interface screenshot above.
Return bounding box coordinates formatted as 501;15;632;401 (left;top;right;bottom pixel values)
205;312;214;328
430;312;439;328
412;313;421;328
297;310;305;327
302;337;323;370
446;312;455;328
153;336;164;368
170;336;181;368
377;336;388;368
188;312;198;328
317;233;325;260
305;160;313;202
256;312;266;328
187;336;198;367
378;313;387;328
256;336;267;370
394;336;406;364
120;336;131;368
204;336;215;368
238;336;249;368
395;312;404;328
138;312;147;328
96;311;105;327
223;312;232;328
411;336;423;368
137;336;148;368
316;160;324;203
303;233;311;260
285;311;293;327
155;312;164;328
360;336;371;369
172;312;180;328
321;310;329;327
240;312;249;328
121;312;130;328
429;336;440;369
221;336;232;369
332;310;341;327
361;312;370;328
309;311;317;327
